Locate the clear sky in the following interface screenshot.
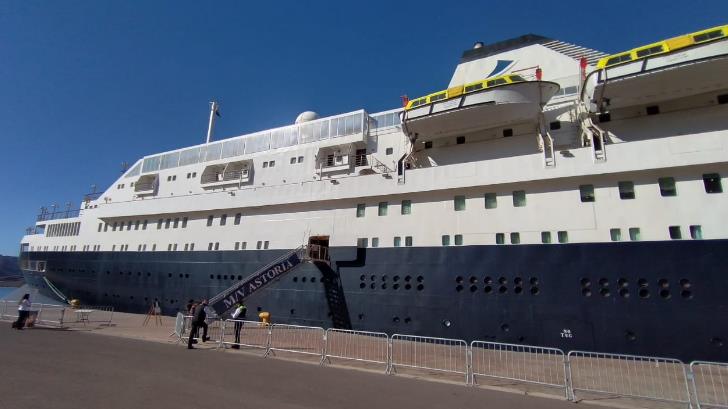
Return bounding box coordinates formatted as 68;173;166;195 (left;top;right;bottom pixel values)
0;0;726;255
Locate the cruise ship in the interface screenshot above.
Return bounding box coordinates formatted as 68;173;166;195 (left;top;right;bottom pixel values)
19;25;728;362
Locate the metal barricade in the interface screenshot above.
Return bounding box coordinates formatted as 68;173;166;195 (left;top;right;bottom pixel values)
0;300;19;321
267;323;325;358
567;351;691;406
76;305;114;325
690;361;728;409
220;319;271;352
323;328;389;370
35;304;66;327
470;341;567;395
389;334;469;383
0;300;8;320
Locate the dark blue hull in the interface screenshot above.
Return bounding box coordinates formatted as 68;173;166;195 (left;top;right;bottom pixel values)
20;240;728;362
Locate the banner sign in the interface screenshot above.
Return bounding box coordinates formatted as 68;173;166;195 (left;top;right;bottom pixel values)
210;252;302;315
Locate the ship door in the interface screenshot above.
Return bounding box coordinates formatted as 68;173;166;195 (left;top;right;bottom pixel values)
308;236;330;261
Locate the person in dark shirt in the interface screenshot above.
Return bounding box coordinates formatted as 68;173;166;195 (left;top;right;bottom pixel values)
187;299;210;349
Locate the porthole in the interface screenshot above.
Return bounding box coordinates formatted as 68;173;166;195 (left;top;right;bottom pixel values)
626;331;636;342
484;276;493;284
360;275;366;281
209;275;214;279
217;274;221;279
638;278;648;287
370;275;376;281
179;274;183;278
393;283;400;290
381;275;387;281
580;278;591;287
168;273;173;278
256;306;262;312
660;289;671;299
290;309;295;315
237;275;242;280
470;276;478;284
658;278;669;288
393;275;400;282
381;283;387;290
469;285;477;293
530;287;540;295
619;288;630;298
681;290;693;299
302;277;307;283
358;314;364;320
393;316;400;323
443;320;452;327
598;278;609;287
293;277;298;282
618;278;628;288
405;275;412;282
484;286;493;294
680;279;691;288
530;277;539;286
514;286;523;294
639;288;650;298
498;277;507;285
311;277;316;283
185;274;189;279
582;288;592;297
147;273;151;277
456;285;464;292
370;283;375;289
404;317;411;324
455;276;464;284
137;272;141;276
416;284;424;291
514;277;523;286
405;284;412;290
417;276;424;283
500;324;510;332
711;337;724;347
498;286;507;294
359;283;366;289
600;288;610;297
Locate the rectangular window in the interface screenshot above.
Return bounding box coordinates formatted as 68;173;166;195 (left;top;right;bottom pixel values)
173;218;179;228
168;244;173;251
104;223;108;232
165;218;171;229
424;141;433;149
357;238;369;248
610;228;622;242
541;231;552;244
385;147;393;155
401;200;411;215
184;243;189;251
262;161;268;168
356;204;366;218
454;234;463;245
264;241;269;249
290;157;297;164
134;220;140;230
441;235;450;246
456;136;465;144
618;181;635;200
113;222;118;232
181;218;186;228
234;242;240;250
98;223;102;232
213;242;219;250
405;236;413;247
558;231;568;243
496;233;505;244
112;245;116;251
454;195;466;211
690;225;703;240
256;241;262;249
173;244;178;251
703;173;723;193
371;237;379;248
579;184;595;202
513;190;526;207
152;244;156;251
393;236;402;247
510;232;520;244
659;177;677;197
234;213;242;225
157;219;162;230
241;242;247;250
298;156;304;163
208;243;213;251
484;193;497;209
669;226;682;240
220;214;227;226
207;215;214;226
143;220;148;230
629;227;641;241
127;221;133;231
378;202;388;216
269;160;275;168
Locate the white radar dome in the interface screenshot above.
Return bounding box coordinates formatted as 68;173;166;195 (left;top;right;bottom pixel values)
295;111;320;124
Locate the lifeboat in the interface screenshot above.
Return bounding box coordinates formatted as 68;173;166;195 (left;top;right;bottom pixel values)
583;25;728;112
402;74;559;141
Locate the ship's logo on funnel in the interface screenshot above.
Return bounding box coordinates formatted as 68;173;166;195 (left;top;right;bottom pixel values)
486;60;516;78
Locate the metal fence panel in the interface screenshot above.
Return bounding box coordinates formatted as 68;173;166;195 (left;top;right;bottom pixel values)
268;323;325;358
567;351;691;405
471;341;567;393
324;329;389;369
389;334;468;383
220;320;271;352
35;304;65;327
691;361;728;409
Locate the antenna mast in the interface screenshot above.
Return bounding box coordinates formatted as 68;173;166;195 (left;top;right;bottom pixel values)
206;101;219;144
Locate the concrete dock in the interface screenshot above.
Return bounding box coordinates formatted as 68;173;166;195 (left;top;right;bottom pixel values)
0;320;575;409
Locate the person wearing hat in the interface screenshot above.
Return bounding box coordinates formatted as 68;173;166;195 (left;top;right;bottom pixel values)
230;302;247;349
187;299;210;349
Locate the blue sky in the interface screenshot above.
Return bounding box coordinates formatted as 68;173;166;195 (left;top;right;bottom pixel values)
0;0;725;255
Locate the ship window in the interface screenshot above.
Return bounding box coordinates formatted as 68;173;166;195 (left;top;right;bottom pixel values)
208;243;213;251
442;235;450;246
192;172;197;178
646;105;660;115
541;231;552;244
393;236;402;247
454;234;463;245
510;232;520;244
181;217;187;228
357;238;368;248
635;45;664;58
690;225;703;240
173;218;179;228
386;147;393;155
371;237;379;248
513;190;526;207
503;128;513;137
610;228;622;241
703;173;722;193
356;203;366;217
173;244;178;251
214;242;220;250
496;233;505;244
718;94;728;104
580;185;595;202
241;242;246;250
234;213;242;225
487;78;507;87
112;222;118;232
564;86;578;95
290;157;296;164
220;214;227;226
429;93;446;102
134;220;140;230
464;82;483;92
104;223;109;232
152;244;156;251
400;200;412;215
185;243;190;251
629;227;641;241
605;53;632;67
234;242;239;250
405;236;413;247
155;219;161;230
618;181;635;199
456;136;465;144
298;156;304;163
454;195;466;211
269;160;275;168
694;29;724;43
659;177;677;197
509;75;526;82
484;193;497;209
378;202;388;216
165;219;171;229
98;223;102;232
549;121;561;130
262;161;268;168
264;241;269;249
207;215;214;226
558;231;569;243
256;241;262;250
669;226;682;240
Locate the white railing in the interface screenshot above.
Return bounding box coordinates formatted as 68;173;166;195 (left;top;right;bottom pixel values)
266;323;325;358
220;319;271;352
388;334;469;383
323;328;389;370
691;361;728;409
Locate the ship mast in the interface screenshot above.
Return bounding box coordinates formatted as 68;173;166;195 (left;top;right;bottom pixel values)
206;101;219;144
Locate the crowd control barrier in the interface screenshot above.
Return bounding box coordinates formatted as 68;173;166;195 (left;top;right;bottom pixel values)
690;361;728;409
220;319;271;353
266;323;325;359
388;334;469;383
322;328;389;371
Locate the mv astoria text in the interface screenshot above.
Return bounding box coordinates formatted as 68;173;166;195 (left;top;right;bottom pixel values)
19;25;728;362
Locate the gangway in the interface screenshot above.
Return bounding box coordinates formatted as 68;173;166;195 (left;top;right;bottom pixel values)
208;245;330;316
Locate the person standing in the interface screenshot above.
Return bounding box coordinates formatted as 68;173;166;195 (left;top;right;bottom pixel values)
230;302;247;349
13;294;31;330
187;299;210;349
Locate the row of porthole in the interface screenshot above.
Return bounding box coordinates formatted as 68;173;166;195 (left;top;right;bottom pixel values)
582;277;691;289
581;278;693;299
583;287;692;299
456;284;540;295
360;274;425;283
456;276;539;286
361;282;424;291
105;271;194;279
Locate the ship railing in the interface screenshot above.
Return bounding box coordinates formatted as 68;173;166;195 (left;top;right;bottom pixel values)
470;341;568;397
689;361;728;409
388;334;469;383
322;328;389;371
222;169;248;181
36;209;81;222
566;350;691;406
